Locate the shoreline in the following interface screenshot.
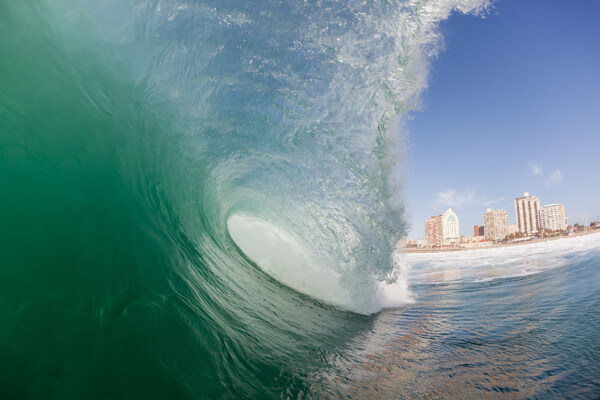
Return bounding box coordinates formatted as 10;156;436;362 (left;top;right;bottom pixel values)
402;229;600;254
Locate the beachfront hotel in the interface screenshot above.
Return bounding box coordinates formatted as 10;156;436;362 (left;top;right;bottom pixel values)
515;192;541;235
473;225;485;236
442;208;460;245
539;204;568;231
425;209;460;247
483;208;509;242
425;215;443;247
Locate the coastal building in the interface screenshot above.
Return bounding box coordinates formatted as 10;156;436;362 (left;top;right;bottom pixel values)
461;235;489;243
442;208;460;246
397;237;408;249
539;204;568;231
479;225;485;236
474;225;480;236
508;224;519;235
425;215;443;248
484;208;509;241
416;238;428;248
460;235;491;248
514;192;541;235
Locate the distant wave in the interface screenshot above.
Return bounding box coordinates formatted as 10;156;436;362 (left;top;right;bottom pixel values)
405;233;600;285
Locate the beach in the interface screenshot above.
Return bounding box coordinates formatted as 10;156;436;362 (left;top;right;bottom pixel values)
402;229;600;253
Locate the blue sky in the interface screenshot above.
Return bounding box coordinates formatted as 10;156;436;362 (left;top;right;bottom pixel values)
404;0;600;239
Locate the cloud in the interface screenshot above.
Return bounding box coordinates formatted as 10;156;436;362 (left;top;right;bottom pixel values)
528;162;563;186
480;197;506;206
433;189;506;211
545;169;563;186
529;161;543;176
434;189;476;209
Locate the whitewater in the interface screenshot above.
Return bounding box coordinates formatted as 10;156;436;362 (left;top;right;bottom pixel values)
1;0;599;398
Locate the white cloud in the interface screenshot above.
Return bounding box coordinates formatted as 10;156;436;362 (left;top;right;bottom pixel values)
528;162;563;186
480;197;506;206
545;169;563;186
434;189;476;209
434;189;506;211
529;161;543;176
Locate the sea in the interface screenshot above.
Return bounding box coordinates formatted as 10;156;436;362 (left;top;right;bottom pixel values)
1;1;599;398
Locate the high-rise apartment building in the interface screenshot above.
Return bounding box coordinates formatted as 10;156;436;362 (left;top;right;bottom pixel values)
478;226;485;236
442;208;460;245
484;208;509;241
539;204;568;231
474;225;480;236
425;215;443;248
514;192;541;235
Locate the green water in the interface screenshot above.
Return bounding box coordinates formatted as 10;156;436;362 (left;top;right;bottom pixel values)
1;1;415;397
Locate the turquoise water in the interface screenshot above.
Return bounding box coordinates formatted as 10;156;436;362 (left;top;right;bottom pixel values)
2;1;600;398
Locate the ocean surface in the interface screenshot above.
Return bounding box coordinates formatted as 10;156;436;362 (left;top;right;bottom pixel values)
2;1;600;398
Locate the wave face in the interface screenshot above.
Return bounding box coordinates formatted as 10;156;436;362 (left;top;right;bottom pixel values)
0;1;489;398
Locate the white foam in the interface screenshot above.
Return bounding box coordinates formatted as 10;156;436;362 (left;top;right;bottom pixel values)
227;213;412;314
227;214;353;307
404;233;600;285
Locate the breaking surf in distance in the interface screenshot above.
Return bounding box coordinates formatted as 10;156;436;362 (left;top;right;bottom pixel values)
406;233;600;285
